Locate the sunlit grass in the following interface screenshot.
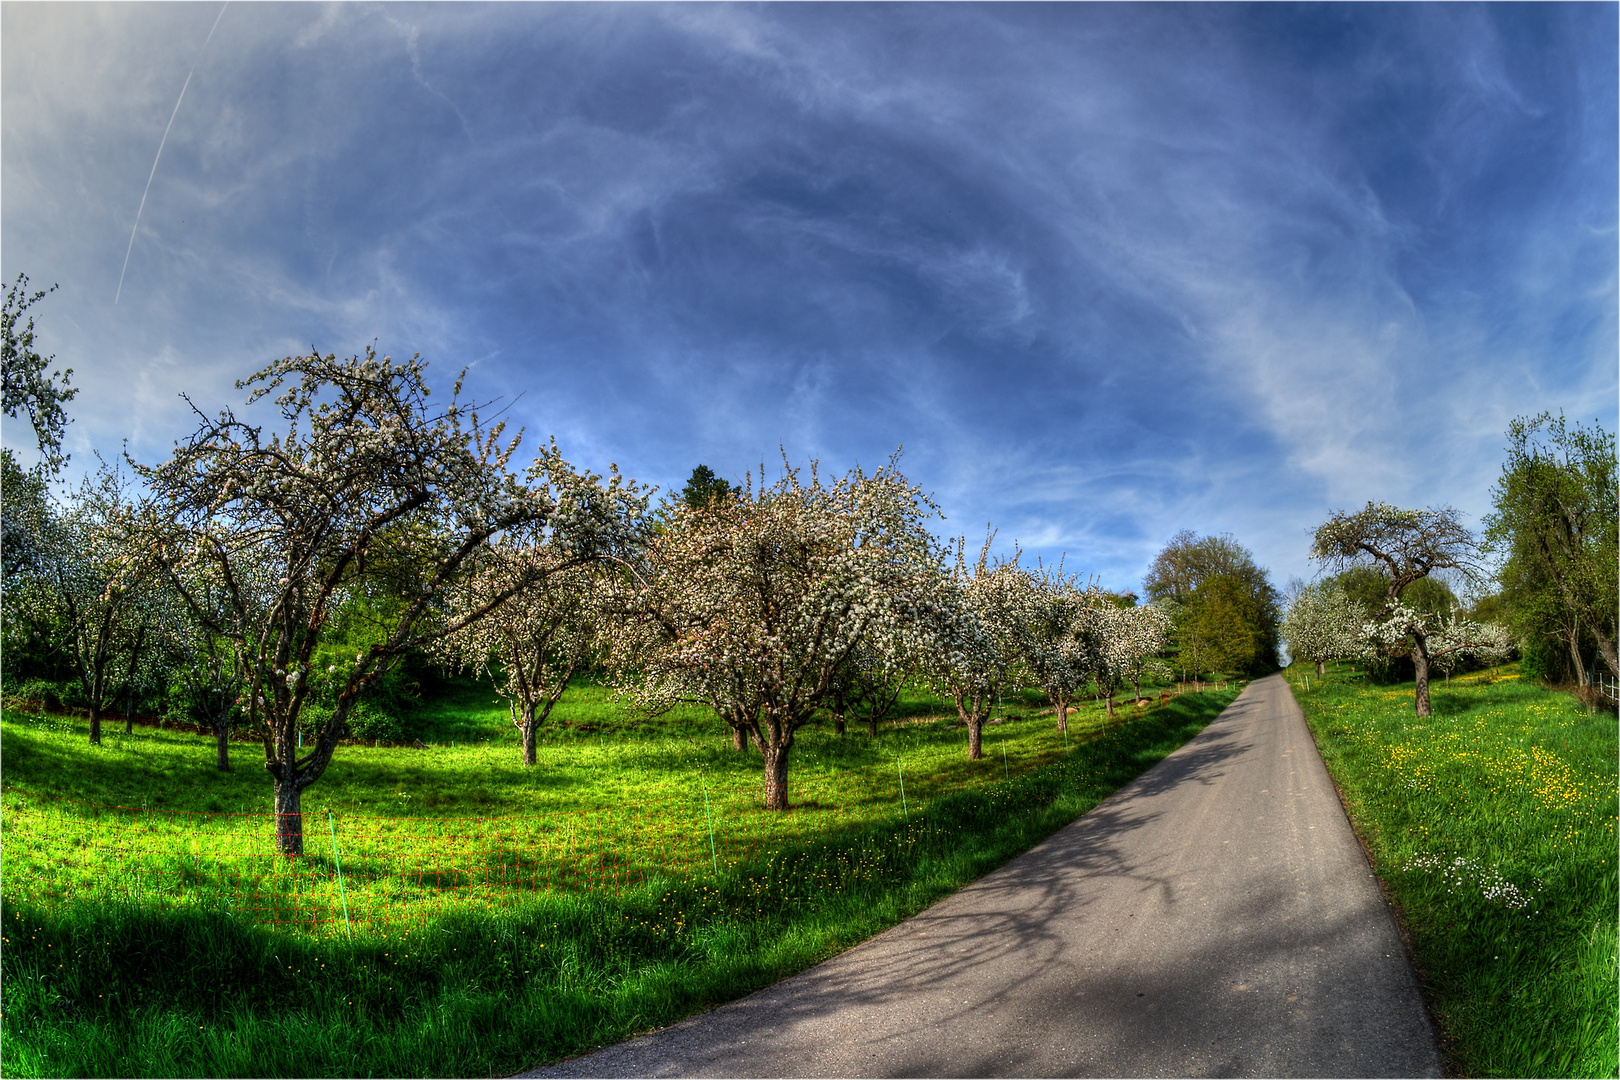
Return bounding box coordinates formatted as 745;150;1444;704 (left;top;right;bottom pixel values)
1;678;1107;818
0;688;1150;936
0;678;1235;1078
1292;661;1617;1079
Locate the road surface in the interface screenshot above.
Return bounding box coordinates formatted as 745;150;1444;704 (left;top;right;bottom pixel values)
521;675;1441;1078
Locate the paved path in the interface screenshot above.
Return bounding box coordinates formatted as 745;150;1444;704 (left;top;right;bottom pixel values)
522;676;1441;1078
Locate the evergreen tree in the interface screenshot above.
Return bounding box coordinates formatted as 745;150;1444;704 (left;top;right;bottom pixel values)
679;464;735;510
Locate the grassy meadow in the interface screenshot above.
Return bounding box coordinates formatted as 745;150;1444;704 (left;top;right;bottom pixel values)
1;677;1238;1077
1292;662;1618;1079
2;679;1148;937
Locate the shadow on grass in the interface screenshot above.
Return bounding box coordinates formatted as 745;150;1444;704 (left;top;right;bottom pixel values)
1424;688;1489;717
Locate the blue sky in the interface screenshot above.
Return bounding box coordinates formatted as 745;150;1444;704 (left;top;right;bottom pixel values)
3;2;1614;595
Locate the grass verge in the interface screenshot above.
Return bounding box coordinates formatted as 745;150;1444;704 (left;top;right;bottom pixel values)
1291;663;1617;1079
1;689;1237;1078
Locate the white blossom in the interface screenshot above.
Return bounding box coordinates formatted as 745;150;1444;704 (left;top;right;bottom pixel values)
604;454;942;809
1283;583;1371;676
140;348;645;853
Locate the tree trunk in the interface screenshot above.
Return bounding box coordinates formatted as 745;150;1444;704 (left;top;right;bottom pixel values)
967;713;985;759
274;779;304;856
215;723;232;771
1103;694;1114;718
1316;660;1326;678
833;714;846;736
86;657;105;744
732;725;748;752
953;690;985;759
1054;696;1069;733
1594;627;1618;680
761;740;791;810
1412;645;1432;718
519;702;538;766
123;624;148;734
868;714;879;738
1569;632;1590;687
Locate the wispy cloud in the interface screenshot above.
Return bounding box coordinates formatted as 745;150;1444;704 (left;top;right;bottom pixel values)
3;3;1612;590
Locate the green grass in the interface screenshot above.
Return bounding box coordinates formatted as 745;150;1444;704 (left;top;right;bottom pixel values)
1291;662;1618;1079
2;678;1087;818
408;675;726;744
1;680;1237;1077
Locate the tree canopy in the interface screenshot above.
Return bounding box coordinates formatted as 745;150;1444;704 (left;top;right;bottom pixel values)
1310;503;1482;603
140;348;646;853
1178;573;1262;676
1;274;76;472
1483;413;1617;683
678;464;736;510
1145;530;1279;674
1310;502;1499;716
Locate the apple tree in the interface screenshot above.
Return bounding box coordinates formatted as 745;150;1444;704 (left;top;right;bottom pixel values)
436;548;623;766
10;459;167;744
928;537;1034;759
142;348;644;853
607;456;942;808
1311;502;1498;717
1282;582;1368;677
1020;564;1094;733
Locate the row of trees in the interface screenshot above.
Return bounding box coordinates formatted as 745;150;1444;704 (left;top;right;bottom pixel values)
4;347;649;852
468;487;1177;813
1282;413;1616;716
4;344;1197;847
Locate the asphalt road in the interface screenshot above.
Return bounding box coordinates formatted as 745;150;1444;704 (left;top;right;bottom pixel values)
521;675;1442;1078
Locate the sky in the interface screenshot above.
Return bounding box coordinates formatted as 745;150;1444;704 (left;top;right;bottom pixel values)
3;2;1615;596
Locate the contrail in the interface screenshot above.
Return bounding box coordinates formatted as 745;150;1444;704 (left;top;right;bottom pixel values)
115;2;228;305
